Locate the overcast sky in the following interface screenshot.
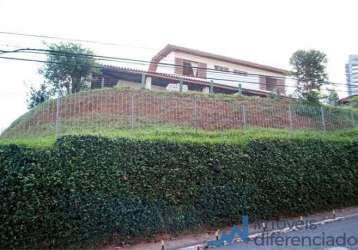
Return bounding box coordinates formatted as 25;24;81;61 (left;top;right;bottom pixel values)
1;0;358;132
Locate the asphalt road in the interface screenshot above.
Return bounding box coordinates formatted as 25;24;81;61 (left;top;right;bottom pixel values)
214;215;358;250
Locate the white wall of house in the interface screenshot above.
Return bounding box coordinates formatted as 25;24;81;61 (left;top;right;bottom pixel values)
208;71;261;90
156;51;176;74
155;51;286;92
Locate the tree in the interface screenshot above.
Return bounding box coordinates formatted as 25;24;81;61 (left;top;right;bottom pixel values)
289;49;328;104
39;42;100;96
326;90;339;106
27;83;51;109
350;96;358;109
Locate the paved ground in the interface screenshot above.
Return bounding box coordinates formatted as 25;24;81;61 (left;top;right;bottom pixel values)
216;215;358;250
102;207;358;250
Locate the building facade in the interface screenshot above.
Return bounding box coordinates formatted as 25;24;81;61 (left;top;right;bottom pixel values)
346;55;358;96
94;44;290;98
149;44;288;95
93;65;277;97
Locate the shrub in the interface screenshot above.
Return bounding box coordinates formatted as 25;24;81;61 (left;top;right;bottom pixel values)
0;135;357;248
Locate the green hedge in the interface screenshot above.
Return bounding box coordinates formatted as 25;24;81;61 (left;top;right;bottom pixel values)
1;136;358;248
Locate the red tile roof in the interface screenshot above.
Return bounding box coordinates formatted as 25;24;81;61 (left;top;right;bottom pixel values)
102;65;276;97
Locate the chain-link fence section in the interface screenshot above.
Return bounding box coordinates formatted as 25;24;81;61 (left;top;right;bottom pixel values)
1;88;357;139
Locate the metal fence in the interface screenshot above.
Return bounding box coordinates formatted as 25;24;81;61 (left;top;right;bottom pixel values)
1;88;357;139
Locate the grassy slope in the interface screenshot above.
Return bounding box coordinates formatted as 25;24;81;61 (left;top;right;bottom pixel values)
1;126;358;149
2;87;251;134
2;87;358;148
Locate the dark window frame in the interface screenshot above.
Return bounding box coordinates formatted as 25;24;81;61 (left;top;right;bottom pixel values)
233;69;248;76
265;76;278;91
214;65;230;72
182;60;199;77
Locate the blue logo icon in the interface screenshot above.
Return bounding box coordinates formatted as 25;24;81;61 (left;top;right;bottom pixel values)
207;215;249;247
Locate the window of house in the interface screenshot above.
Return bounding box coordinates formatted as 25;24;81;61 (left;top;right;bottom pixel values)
183;60;199;77
214;65;230;72
214;65;229;72
233;70;248;76
265;76;278;91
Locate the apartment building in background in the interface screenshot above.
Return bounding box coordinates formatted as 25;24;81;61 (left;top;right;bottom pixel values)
346;55;358;96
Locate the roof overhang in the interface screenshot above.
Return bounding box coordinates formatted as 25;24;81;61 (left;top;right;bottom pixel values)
149;44;289;75
101;65;279;97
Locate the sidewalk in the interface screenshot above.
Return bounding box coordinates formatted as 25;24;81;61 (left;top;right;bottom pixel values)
100;206;358;250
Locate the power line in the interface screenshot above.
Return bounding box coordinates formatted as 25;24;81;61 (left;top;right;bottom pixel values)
0;32;352;88
0;48;355;94
0;39;353;87
0;54;354;95
29;48;291;80
33;49;358;88
0;31;158;51
0;47;295;82
0;55;298;90
21;49;280;83
1;47;354;89
0;55;282;90
0;52;350;92
0;48;22;54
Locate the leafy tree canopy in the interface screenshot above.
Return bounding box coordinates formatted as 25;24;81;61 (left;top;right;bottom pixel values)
290;49;328;104
39;42;100;96
326;90;339;106
27;83;51;109
350;96;358;109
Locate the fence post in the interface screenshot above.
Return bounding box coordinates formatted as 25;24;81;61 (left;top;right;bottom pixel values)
320;106;326;131
130;94;135;129
241;104;246;128
193;96;198;132
288;104;293;130
141;73;146;89
179;79;183;93
351;111;356;127
101;77;105;88
209;80;214;94
237;83;242;96
55;97;61;138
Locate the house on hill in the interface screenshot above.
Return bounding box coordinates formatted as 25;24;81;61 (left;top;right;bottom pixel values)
149;44;288;94
93;44;288;97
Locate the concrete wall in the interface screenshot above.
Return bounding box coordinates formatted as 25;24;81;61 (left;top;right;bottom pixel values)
115;79;166;91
